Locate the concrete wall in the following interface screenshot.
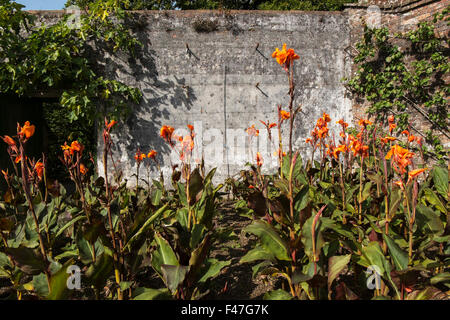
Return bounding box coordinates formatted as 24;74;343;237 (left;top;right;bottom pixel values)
96;10;354;185
29;0;447;185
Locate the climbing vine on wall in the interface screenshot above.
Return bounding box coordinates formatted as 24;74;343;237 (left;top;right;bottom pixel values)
0;0;142;124
345;6;449;163
0;0;142;178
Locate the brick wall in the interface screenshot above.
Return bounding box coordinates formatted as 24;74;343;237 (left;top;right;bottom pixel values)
345;0;449;147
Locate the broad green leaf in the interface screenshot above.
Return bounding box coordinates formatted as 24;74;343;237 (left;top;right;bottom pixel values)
55;215;86;239
240;245;275;264
32;273;49;297
244;220;290;261
132;287;171;300
5;247;47;275
190;223;207;249
383;234;408;271
301;213;327;262
430;272;450;286
176;208;189;230
85;252;114;290
389;188;403;215
151;188;162;206
124;204;169;250
188;168;203;202
360;182;372;203
294;185;309;212
358;241;400;298
432;166;448;200
198;258;231;283
327;254;351;290
176;182;188;207
47;259;75;300
415;204;444;236
151;234;179;276
263;289;292;300
423;188;446;214
161;264;189;293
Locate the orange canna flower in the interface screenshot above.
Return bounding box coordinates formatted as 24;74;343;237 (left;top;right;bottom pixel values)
80;163;88;175
105;119;117;130
34;161;44;179
246;125;259;137
15;155;22;163
305;138;312;144
147;150;157;159
135;149;146;163
408;168;427;180
70;141;83;153
358;119;372;128
256;152;263;167
385;145;414;161
260;120;277;129
408;135;416;142
401;130;409;136
337;119;349;128
272;43;299;68
380;136;397;144
187;124;194;132
317;127;329;139
18;121;35;139
160;125;175;143
280;110;290;121
333;144;348;159
386;144;415;175
322;113;331;123
1;135;16;147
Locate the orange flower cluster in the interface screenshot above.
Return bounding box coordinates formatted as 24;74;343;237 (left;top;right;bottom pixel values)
385;144;415;175
135;148;146;164
160;125;196;162
388;115;397;134
80;163;88;175
147;150;157;160
246;124;259;137
160;125;175;145
312;112;331;140
349;138;369;158
272;43;300;71
380;136;397;144
280;110;290;121
34;161;44;180
61;141;84;159
332;144;348;159
18;121;35;139
1;135;16;147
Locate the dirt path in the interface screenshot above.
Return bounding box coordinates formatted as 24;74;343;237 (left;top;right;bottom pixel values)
205;201;277;300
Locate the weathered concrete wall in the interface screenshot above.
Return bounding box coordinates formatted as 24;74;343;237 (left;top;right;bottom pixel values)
31;0;447;185
96;10;354;185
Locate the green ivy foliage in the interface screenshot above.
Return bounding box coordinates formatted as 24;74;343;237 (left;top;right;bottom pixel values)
344;7;449;163
0;0;142;178
66;0;357;11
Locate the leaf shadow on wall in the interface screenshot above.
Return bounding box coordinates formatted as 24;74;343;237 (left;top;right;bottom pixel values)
94;26;197;180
